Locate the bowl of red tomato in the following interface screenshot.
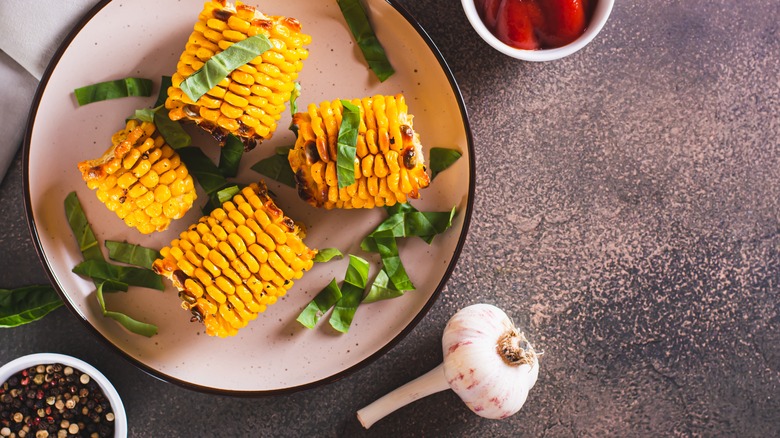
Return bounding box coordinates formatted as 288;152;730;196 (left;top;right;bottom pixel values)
463;0;614;61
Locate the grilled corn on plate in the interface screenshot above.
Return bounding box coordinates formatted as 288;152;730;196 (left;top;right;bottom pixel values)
152;181;316;337
166;0;312;150
288;94;431;209
77;120;197;234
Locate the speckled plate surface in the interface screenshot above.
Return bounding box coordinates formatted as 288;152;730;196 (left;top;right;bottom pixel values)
23;0;473;394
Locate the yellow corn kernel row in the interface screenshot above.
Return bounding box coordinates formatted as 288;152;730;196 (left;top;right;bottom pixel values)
166;0;312;149
152;181;316;337
77;120;197;234
288;94;431;209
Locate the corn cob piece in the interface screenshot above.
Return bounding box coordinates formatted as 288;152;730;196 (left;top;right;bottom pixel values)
166;0;312;150
77;120;197;234
152;181;316;337
288;94;431;209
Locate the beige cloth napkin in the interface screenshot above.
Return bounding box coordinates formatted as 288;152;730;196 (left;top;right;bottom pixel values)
0;0;99;181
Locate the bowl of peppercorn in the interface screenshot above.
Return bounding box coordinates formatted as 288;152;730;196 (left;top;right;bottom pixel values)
462;0;614;61
0;353;127;438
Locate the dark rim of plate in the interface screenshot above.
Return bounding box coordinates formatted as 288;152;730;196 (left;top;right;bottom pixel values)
22;0;476;397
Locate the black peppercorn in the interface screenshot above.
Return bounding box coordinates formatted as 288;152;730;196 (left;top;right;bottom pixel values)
0;363;115;438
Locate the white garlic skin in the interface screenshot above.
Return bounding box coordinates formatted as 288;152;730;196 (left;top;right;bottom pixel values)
442;303;539;420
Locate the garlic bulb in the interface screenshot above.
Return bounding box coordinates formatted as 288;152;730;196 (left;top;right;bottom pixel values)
356;304;539;428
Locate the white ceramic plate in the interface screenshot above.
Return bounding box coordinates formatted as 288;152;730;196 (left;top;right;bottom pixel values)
24;0;473;394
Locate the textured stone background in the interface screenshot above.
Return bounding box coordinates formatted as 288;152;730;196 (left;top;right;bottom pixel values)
1;0;779;436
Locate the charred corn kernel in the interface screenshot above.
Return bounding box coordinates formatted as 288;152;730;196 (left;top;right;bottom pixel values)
288;94;430;209
166;0;311;150
78;120;196;234
152;181;317;337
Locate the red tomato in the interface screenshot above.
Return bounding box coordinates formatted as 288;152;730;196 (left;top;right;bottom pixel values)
476;0;504;29
538;0;586;47
495;0;544;50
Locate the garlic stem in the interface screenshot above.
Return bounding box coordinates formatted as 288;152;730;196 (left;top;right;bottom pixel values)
356;363;450;429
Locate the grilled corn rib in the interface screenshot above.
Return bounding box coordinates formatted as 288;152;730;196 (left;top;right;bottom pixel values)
166;0;312;150
152;181;316;337
288;94;430;209
77;120;197;234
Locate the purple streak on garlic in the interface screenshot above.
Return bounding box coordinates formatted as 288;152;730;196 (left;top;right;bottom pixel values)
356;303;539;428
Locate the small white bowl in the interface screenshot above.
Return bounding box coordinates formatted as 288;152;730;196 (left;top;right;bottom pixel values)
0;353;127;438
461;0;614;61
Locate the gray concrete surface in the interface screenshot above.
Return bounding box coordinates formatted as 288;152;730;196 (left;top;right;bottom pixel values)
2;0;779;436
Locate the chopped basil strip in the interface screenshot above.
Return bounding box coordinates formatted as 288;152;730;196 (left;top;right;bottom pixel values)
362;269;404;304
336;100;360;188
131;108;156;123
370;231;414;291
154;75;173;107
216;185;241;204
180;35;272;102
250;146;296;188
329;255;370;333
64;192;103;262
290;82;301;117
429;147;462;180
153;109;191;149
96;282;157;337
178;147;229;195
65;192;159;335
74;77;153;106
313;248;344;263
360;204;457;301
0;286;63;328
178;146;243;213
129;105;191;149
105;241;161;270
362;204;457;249
337;0;395;82
296;279;342;329
73;259;164;291
219;135;245;178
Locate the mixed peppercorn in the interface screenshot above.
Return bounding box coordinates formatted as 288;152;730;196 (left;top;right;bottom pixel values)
0;363;115;438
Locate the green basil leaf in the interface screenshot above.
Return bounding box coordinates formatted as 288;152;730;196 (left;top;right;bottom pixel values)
219;135;244;178
429;147;462;181
250;147;296;188
216;185;241;204
153;108;191;149
337;0;395;82
313;248;344;263
336;100;360;188
74;77;153;106
0;286;63;328
371;231;414;291
296;279;342;329
105;241;161;270
131;107;157;123
96;282;157;337
329;255;369;333
290;82;301;117
178;146;228;195
362;204;457;249
64;192;103;262
180;35;272;102
154;75;173;108
362;269;404;304
73;259;164;291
